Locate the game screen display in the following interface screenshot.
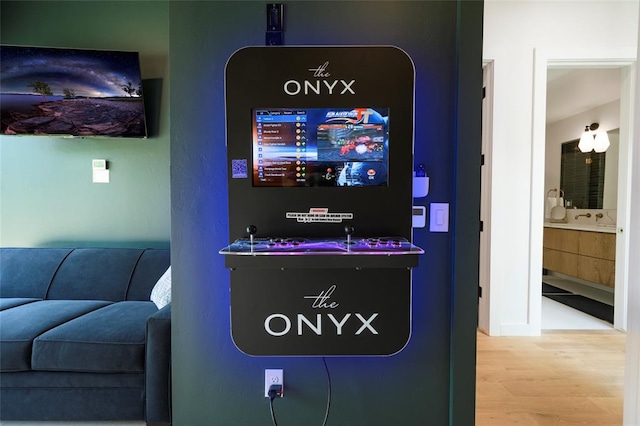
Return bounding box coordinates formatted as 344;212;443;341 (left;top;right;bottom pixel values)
252;107;389;187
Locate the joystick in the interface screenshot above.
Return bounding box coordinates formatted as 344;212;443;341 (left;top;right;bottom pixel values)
246;225;258;247
344;225;355;250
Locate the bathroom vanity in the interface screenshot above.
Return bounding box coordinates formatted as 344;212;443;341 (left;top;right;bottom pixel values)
543;223;616;288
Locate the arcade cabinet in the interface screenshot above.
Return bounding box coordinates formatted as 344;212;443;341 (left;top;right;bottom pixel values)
221;46;422;356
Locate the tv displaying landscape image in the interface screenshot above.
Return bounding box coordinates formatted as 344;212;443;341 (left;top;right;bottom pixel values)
0;45;147;138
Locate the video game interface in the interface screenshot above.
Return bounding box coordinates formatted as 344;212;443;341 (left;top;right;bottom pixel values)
252;107;389;187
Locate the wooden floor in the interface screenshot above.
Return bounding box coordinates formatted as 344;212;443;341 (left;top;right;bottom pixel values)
476;330;626;425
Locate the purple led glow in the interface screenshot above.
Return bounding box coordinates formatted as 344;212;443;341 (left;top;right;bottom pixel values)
219;237;424;256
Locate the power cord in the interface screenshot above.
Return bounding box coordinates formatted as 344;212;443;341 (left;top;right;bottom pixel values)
266;357;333;426
268;384;282;426
321;357;332;426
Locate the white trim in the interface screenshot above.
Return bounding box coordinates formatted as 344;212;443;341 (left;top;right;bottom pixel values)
481;49;507;336
530;48;548;336
616;64;635;331
623;28;640;425
478;62;493;335
500;323;532;336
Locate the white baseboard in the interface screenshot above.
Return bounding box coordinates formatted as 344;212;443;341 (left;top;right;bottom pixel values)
499;323;537;336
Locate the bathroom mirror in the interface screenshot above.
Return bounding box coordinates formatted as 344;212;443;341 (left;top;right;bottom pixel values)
560;128;618;209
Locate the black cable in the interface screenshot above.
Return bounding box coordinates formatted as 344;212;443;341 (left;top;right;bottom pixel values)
269;393;278;426
266;360;331;426
268;385;281;426
321;357;332;426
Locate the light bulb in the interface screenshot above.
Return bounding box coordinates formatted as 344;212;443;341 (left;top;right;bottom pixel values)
593;131;610;153
578;127;594;152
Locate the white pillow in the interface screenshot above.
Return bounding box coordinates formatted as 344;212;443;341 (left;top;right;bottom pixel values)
151;266;171;309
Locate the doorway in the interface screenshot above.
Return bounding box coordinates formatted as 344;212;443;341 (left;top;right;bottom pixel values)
531;49;636;333
542;66;623;330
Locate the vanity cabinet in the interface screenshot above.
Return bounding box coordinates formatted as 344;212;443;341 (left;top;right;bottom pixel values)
543;227;615;287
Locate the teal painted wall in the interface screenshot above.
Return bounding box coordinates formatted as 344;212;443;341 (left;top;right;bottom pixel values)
0;1;170;248
170;1;482;425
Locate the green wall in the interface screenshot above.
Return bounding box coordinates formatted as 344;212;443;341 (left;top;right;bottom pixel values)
170;1;482;425
0;1;170;248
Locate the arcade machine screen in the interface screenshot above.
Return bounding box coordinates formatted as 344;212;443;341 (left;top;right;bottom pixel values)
252;107;388;187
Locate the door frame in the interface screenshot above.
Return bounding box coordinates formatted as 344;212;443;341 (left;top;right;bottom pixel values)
531;47;636;333
478;62;492;334
479;49;507;336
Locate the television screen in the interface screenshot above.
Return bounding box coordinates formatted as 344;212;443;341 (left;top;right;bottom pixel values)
0;45;147;138
253;107;388;187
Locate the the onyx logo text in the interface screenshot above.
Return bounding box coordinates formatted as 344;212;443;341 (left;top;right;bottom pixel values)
263;285;379;336
283;61;355;96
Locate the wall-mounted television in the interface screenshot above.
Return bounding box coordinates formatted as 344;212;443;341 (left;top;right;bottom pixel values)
0;45;147;138
252;107;389;187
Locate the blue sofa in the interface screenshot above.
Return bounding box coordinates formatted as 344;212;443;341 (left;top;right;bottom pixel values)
0;247;171;425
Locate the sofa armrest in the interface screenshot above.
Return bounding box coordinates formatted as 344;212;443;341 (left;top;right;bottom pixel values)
146;303;171;425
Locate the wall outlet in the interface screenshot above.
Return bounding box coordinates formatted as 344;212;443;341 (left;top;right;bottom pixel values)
264;369;284;397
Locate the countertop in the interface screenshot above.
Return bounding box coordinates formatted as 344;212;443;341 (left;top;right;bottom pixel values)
544;222;617;234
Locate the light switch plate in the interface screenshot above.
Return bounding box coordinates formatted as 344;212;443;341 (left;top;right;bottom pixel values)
429;203;449;232
93;169;110;183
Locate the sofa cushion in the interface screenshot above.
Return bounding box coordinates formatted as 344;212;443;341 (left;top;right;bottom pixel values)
32;301;159;373
0;248;72;298
46;248;144;301
0;298;41;311
126;249;171;301
0;300;111;372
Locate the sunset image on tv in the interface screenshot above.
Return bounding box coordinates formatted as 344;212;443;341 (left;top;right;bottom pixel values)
0;45;147;138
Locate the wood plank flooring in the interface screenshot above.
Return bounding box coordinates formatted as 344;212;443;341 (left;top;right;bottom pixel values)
476;330;626;425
